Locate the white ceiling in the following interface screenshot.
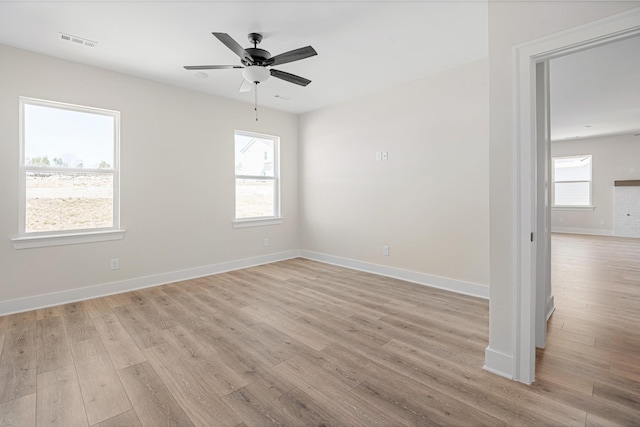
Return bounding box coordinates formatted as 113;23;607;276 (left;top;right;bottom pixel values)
0;1;489;114
550;35;640;141
1;1;636;138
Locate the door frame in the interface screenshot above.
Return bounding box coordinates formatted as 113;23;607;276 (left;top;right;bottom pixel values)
512;8;640;384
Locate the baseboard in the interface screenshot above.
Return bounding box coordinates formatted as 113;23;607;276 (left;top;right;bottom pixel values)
483;346;513;380
0;250;300;316
546;295;555;321
300;250;489;299
551;227;613;236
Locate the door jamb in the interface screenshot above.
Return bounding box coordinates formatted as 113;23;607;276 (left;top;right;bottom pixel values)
512;8;640;384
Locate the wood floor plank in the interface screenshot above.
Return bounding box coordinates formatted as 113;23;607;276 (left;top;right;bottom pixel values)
92;312;146;370
143;342;241;426
379;339;569;425
271;355;400;427
610;359;640;383
547;324;596;346
0;313;37;403
221;386;284;427
585;412;628;427
82;297;114;319
272;386;346;427
1;234;638;425
36;316;72;374
159;325;248;395
35;306;65;321
71;337;132;425
36;365;87;427
62;303;98;343
353;363;508;426
128;292;177;331
535;356;595;396
111;304;165;350
241;304;331;351
0;393;36;427
101;293;132;309
593;381;640;413
92;410;141;427
532;377;639;426
117;361;194;427
0;328;5;361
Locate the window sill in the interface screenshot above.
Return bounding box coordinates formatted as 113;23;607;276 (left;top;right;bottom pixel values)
232;218;283;228
12;229;125;249
552;206;595;211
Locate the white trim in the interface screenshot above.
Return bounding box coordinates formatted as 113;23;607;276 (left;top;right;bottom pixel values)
484;347;513;380
0;250;300;316
234;130;280;221
301;250;489;299
552;206;595;211
546;295;555;322
512;8;640;384
12;229;125;249
551;227;613;236
232;218;283;228
18;97;121;237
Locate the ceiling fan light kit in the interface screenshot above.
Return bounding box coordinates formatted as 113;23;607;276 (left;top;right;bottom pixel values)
242;66;270;84
185;32;317;121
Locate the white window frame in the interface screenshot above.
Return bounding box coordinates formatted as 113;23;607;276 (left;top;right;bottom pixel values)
12;97;124;249
552;154;594;210
233;130;282;228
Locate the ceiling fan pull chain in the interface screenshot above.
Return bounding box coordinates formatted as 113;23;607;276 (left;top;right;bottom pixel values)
254;82;259;121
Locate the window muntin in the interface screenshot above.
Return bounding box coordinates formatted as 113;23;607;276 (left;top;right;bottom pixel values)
234;131;279;220
552;155;592;207
19;97;120;235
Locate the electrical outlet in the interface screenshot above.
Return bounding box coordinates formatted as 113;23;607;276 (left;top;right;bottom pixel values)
383;245;390;256
110;258;119;270
264;238;270;247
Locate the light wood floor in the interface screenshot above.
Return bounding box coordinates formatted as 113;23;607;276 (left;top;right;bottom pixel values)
0;234;639;426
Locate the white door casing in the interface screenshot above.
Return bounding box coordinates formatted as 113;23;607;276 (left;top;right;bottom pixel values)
512;7;640;384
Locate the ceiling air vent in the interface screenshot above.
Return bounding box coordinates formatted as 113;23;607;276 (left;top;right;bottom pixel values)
59;33;97;48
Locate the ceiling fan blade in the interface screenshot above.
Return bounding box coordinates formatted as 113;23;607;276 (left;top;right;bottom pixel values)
239;79;253;93
184;65;243;70
266;46;317;66
212;32;253;64
270;69;311;86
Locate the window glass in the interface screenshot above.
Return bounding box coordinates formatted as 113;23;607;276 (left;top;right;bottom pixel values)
20;98;119;235
234;131;279;220
553;155;591;206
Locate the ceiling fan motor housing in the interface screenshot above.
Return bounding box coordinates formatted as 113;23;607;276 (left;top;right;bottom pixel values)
243;47;271;66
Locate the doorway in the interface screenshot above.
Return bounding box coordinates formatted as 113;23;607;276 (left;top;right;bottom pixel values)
512;8;640;384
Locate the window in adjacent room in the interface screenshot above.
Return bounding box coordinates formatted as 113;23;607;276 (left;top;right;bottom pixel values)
234;131;280;222
18;97;120;237
552;155;592;207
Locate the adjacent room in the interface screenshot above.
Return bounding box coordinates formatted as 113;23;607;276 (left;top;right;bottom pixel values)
1;1;639;425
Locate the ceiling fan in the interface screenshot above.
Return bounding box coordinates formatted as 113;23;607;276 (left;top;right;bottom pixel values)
184;32;317;93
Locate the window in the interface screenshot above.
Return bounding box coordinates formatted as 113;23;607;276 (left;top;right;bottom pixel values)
234;131;280;223
14;97;122;248
552;155;592;207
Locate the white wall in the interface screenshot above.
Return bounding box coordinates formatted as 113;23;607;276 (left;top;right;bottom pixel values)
299;59;489;293
551;134;640;235
488;1;640;376
0;45;300;313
